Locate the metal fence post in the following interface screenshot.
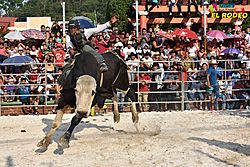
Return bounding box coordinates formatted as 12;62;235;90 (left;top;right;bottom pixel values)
45;62;48;107
0;93;1;116
181;58;185;112
137;61;140;109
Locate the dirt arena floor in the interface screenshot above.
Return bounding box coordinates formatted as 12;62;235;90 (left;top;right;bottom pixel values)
0;111;250;167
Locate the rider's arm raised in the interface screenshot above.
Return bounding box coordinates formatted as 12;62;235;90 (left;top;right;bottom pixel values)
84;16;119;39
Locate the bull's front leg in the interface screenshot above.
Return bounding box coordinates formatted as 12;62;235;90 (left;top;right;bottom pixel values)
37;105;69;150
57;111;87;148
112;93;120;123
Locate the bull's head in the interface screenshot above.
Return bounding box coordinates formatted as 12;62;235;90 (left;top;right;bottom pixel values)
75;75;96;118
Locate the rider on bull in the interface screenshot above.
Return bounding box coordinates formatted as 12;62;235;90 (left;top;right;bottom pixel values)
58;16;119;86
66;16;118;71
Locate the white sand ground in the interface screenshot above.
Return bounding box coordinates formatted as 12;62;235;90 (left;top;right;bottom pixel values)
0;111;250;167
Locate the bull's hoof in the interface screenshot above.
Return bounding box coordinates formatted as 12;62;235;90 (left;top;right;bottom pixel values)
37;137;52;149
113;113;120;123
132;112;139;123
57;133;70;148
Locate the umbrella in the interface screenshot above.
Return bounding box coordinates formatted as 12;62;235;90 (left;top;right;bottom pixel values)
207;30;227;40
71;16;95;29
172;28;198;40
222;48;240;54
156;29;167;36
4;31;26;40
156;30;173;40
2;56;35;65
21;29;45;39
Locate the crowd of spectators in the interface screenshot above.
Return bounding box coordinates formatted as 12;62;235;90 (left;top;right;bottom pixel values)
140;0;249;18
0;19;249;113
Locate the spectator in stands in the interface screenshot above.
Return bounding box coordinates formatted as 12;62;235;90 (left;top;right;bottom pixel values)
218;76;227;110
30;45;39;57
188;0;199;16
55;31;62;44
7;45;16;57
29;66;39;84
224;76;236;110
233;80;248;109
0;76;4;100
163;65;179;111
53;43;65;72
135;67;151;112
4;75;16;102
114;42;125;60
151;35;163;54
141;51;153;70
123;41;136;60
17;77;31;113
0;42;6;57
13;47;25;57
140;28;150;45
127;52;140;81
41;25;46;34
145;0;158;14
47;37;56;50
169;0;183;16
148;63;163;112
207;60;221;110
24;48;31;57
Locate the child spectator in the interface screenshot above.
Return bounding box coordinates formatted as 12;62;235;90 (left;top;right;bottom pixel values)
135;68;151;112
53;43;65;72
189;75;204;110
17;77;31;114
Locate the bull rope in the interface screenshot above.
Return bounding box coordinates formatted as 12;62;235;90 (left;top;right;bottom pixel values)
100;73;104;87
112;67;121;85
110;51;126;86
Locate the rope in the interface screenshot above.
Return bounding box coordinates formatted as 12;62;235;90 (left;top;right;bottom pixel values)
100;73;104;87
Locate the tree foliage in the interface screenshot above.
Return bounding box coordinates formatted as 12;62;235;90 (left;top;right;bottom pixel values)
2;0;109;23
0;0;23;16
106;0;131;31
2;0;133;31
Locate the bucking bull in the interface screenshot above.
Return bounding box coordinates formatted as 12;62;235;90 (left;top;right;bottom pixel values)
37;51;139;150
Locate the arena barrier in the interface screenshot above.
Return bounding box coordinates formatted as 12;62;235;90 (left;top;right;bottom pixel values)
0;59;249;115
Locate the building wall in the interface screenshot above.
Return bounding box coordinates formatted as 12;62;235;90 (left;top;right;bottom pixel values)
27;17;51;29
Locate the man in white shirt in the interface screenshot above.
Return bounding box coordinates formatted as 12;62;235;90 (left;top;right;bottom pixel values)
245;28;250;46
142;51;153;69
12;47;25;57
123;41;136;60
126;52;140;81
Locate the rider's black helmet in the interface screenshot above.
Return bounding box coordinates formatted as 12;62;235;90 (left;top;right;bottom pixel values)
68;19;80;29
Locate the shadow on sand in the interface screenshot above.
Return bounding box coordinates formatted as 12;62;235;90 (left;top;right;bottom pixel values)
35;116;114;154
5;156;14;167
189;137;250;156
220;110;250;118
193;149;240;167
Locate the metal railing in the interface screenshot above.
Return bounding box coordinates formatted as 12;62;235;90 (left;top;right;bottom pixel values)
0;59;249;115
